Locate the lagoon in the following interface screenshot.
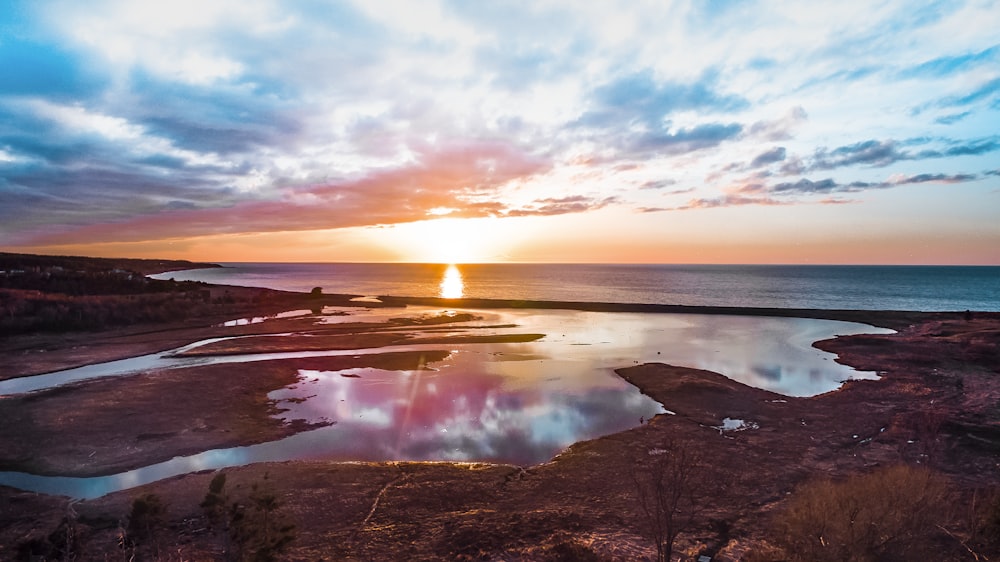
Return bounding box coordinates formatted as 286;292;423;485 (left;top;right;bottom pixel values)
0;306;892;498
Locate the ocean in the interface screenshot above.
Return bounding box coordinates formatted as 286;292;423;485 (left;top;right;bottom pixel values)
152;263;1000;312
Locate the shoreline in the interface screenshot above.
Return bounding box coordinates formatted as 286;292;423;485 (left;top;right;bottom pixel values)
0;283;954;382
379;294;942;330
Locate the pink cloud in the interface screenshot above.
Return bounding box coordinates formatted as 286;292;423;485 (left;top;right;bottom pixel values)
19;140;553;245
669;194;789;210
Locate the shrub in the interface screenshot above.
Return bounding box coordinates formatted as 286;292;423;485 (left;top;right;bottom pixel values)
774;465;949;562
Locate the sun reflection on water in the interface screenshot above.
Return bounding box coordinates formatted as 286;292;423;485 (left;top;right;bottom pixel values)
439;264;464;298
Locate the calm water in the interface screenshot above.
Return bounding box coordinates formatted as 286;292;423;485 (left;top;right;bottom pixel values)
0;306;891;498
153;263;1000;311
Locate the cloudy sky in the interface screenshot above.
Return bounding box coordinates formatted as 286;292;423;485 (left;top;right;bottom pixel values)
1;0;998;264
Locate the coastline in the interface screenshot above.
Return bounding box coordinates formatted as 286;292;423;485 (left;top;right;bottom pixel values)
0;284;949;382
1;262;998;559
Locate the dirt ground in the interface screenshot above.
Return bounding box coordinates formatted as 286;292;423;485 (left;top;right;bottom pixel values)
0;301;997;560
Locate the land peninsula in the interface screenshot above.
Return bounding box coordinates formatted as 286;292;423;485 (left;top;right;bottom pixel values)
0;253;998;560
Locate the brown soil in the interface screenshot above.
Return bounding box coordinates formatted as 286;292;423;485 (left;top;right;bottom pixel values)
0;351;450;477
175;330;545;357
0;307;998;560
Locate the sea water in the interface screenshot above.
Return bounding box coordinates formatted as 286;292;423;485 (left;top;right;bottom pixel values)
153;263;1000;311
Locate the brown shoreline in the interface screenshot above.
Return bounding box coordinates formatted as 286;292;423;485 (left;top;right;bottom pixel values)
380;294;942;331
1;280;998;559
0;284;952;382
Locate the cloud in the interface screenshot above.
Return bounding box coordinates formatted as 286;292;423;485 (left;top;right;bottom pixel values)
770;178;845;194
933;76;1000;109
895;172;977;184
811;140;904;169
657;171;980;211
667;194;789;211
749;146;786;168
638;179;678;190
573;69;750;152
914;138;1000;158
746;107;807;141
803;137;1000;171
769;173;979;195
126;74;304;155
934;111;971;125
899;44;1000;78
4;0;1000;257
576;69;748;128
9;140;554;245
621;122;744;157
505;195;618;217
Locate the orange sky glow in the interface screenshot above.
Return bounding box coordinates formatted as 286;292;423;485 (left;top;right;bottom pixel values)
2;1;999;265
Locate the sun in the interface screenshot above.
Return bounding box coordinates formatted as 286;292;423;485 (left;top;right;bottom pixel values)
378;217;513;263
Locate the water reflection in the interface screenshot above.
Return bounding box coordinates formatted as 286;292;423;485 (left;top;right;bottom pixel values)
0;360;664;500
0;306;895;499
439;264;464;298
270;360;662;464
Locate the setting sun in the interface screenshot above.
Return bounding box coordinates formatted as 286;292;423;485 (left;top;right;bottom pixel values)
376;217;517;263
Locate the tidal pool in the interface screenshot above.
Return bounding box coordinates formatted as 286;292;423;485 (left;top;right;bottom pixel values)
0;307;892;498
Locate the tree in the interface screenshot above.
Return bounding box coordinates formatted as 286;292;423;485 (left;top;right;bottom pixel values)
632;437;718;562
201;471;296;561
241;474;296;561
126;493;167;560
201;472;229;525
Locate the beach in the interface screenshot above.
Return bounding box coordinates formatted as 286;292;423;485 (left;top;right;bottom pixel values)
1;271;998;559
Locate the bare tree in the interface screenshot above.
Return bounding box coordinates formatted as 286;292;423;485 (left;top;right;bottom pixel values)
632;437;717;562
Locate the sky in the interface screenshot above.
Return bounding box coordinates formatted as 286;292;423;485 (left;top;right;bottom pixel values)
1;0;998;264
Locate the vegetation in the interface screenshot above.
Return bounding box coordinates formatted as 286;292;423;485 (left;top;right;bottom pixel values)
124;493;168;560
632;437;720;562
13;474;296;561
0;253;280;335
0;252;218;277
201;472;296;561
771;465;950;561
15;501;83;561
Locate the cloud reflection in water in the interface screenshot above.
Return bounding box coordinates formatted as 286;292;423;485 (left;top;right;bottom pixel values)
270;354;663;466
0;306;894;499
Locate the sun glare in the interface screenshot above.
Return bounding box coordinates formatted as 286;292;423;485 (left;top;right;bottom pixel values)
439;264;464;298
380;217;513;263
